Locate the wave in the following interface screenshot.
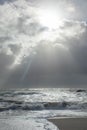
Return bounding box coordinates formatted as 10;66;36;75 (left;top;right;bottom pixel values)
0;88;87;112
0;100;87;112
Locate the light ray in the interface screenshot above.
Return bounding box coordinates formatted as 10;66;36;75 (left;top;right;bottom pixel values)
20;54;34;82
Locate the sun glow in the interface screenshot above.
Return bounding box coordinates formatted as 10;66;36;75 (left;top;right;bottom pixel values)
38;9;63;29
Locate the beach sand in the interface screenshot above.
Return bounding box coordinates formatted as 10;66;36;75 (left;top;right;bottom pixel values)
48;117;87;130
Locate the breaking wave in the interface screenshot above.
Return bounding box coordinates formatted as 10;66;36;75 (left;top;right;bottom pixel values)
0;88;87;112
0;101;87;112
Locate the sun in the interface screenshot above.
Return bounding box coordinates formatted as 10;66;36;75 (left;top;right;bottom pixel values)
38;9;62;29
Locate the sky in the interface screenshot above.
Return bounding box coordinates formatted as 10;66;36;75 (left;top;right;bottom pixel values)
0;0;87;88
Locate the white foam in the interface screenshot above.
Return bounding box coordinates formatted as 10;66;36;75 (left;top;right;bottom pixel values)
0;118;59;130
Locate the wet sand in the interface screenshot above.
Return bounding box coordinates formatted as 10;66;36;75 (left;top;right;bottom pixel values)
48;117;87;130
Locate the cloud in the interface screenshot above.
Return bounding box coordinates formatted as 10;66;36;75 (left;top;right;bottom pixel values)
1;19;87;88
58;20;86;40
3;20;87;88
0;0;16;5
0;0;87;88
0;0;47;68
17;15;47;36
0;46;14;86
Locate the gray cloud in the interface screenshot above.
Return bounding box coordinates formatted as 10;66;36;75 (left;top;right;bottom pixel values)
8;44;21;55
17;15;47;36
0;0;16;5
4;20;87;88
0;0;87;88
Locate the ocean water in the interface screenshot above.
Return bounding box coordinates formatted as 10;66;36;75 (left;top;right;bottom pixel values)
0;88;87;130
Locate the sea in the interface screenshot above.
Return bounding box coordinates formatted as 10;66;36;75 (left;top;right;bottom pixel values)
0;88;87;130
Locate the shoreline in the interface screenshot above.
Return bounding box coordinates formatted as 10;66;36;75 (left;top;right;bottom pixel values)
48;117;87;130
